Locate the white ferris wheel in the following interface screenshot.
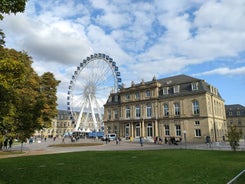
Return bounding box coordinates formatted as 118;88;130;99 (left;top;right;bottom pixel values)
67;53;122;132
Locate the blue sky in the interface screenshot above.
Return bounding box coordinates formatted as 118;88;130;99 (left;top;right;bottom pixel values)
1;0;245;109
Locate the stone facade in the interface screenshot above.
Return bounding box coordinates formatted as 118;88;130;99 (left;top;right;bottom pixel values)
225;104;245;139
34;110;74;138
103;74;227;143
34;110;102;138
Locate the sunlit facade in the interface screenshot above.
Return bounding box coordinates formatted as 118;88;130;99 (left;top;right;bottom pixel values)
103;74;227;143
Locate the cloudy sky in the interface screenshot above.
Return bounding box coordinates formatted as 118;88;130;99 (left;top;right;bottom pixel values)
1;0;245;110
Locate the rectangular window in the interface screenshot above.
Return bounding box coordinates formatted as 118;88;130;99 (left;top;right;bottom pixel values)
176;125;181;136
126;107;130;118
114;95;118;102
125;94;130;100
194;121;200;125
174;103;180;116
135;92;140;99
135;105;141;118
165;125;170;136
193;100;200;115
147;104;152;117
146;90;151;97
195;129;201;137
164;104;169;116
108;110;111;120
114;109;118;119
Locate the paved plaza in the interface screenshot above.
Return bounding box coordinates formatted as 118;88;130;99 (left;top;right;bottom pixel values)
1;137;245;159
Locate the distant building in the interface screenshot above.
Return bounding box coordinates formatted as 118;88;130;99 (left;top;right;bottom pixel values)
35;110;74;138
103;74;227;143
225;104;245;139
34;110;102;138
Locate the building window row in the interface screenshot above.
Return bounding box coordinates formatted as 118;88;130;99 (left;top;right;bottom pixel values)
163;124;202;137
124;90;152;101
161;83;199;96
57;122;71;127
121;100;200;119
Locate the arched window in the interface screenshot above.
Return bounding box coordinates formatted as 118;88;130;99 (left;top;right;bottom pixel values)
147;123;153;137
136;123;141;137
125;124;130;137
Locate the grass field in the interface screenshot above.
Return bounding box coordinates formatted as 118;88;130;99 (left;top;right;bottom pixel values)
0;149;244;184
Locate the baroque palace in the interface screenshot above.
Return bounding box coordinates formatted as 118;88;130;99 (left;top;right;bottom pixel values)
103;74;227;143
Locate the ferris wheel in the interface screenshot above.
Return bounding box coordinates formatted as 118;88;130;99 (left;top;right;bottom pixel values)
67;53;122;132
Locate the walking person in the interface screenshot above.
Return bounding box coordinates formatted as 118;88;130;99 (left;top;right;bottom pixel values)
9;137;13;149
140;136;143;147
4;138;8;149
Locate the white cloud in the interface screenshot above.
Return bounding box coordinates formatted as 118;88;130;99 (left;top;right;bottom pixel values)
194;67;245;76
1;0;245;108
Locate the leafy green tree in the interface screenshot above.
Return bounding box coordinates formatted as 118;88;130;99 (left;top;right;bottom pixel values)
0;0;28;46
38;72;60;128
0;47;60;145
0;47;27;136
227;126;242;151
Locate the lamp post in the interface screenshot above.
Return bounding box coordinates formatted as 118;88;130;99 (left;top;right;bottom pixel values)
183;130;187;149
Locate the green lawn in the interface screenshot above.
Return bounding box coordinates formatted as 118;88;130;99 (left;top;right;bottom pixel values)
0;149;244;184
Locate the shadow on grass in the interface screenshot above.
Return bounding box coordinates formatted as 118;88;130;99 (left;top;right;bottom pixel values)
0;150;24;156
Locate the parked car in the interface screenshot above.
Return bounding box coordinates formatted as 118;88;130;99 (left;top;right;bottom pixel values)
101;133;117;141
107;133;116;141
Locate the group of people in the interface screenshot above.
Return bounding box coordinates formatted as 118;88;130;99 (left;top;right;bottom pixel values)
0;137;13;150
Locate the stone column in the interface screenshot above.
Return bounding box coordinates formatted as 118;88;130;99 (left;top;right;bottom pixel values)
130;122;134;138
155;120;158;137
141;120;145;137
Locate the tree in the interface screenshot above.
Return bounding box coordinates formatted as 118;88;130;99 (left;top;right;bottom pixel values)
227;126;242;151
37;72;60;130
0;47;60;146
0;0;28;46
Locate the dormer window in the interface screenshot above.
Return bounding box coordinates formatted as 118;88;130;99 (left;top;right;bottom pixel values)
192;82;198;91
163;87;169;95
173;85;180;93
